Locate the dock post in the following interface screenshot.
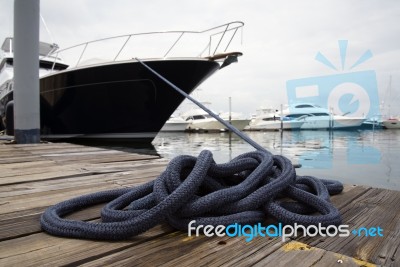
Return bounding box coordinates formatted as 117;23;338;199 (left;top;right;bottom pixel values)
13;0;41;143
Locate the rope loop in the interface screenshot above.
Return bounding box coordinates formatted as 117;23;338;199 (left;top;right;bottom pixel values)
41;150;343;240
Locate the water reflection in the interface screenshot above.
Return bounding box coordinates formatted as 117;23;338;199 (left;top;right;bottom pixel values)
153;129;400;190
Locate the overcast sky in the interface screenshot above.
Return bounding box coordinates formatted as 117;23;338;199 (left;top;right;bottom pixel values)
1;0;399;116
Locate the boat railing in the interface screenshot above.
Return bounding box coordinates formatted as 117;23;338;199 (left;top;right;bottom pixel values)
49;21;244;70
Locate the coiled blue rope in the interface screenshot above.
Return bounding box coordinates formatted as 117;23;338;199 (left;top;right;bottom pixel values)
41;150;343;240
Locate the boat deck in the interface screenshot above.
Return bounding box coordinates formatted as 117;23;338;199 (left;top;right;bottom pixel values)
0;141;399;266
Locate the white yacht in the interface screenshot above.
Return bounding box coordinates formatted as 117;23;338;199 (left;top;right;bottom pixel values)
283;103;365;129
382;118;400;129
181;107;250;132
160;115;189;132
219;111;251;130
245;107;304;131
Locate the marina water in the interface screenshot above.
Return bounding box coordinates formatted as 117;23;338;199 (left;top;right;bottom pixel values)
153;129;400;190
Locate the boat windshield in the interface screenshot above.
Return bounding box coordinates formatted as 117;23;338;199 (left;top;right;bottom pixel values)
193;115;206;120
294;104;321;108
286;113;329;118
262;117;280;121
1;38;68;71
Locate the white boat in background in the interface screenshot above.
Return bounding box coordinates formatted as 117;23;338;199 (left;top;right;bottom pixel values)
181;107;250;132
284;103;365;129
160;116;189;132
245;107;304;131
380;76;400;129
382;118;400;129
360;115;384;129
219;111;251;131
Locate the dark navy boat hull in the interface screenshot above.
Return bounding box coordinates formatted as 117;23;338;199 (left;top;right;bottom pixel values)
2;59;220;142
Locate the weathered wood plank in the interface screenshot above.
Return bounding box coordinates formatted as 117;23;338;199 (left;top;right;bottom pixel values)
297;187;400;266
0;155;49;164
0;142;160;165
0;158;167;186
0;204;108;241
252;241;376;267
0;170;159;198
0;160;58;170
77;231;283;267
0;167;100;185
0;166;164;240
0;225;173;267
0;172;160;215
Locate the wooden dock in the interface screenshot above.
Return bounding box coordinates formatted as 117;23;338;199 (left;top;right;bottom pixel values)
0;141;399;266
